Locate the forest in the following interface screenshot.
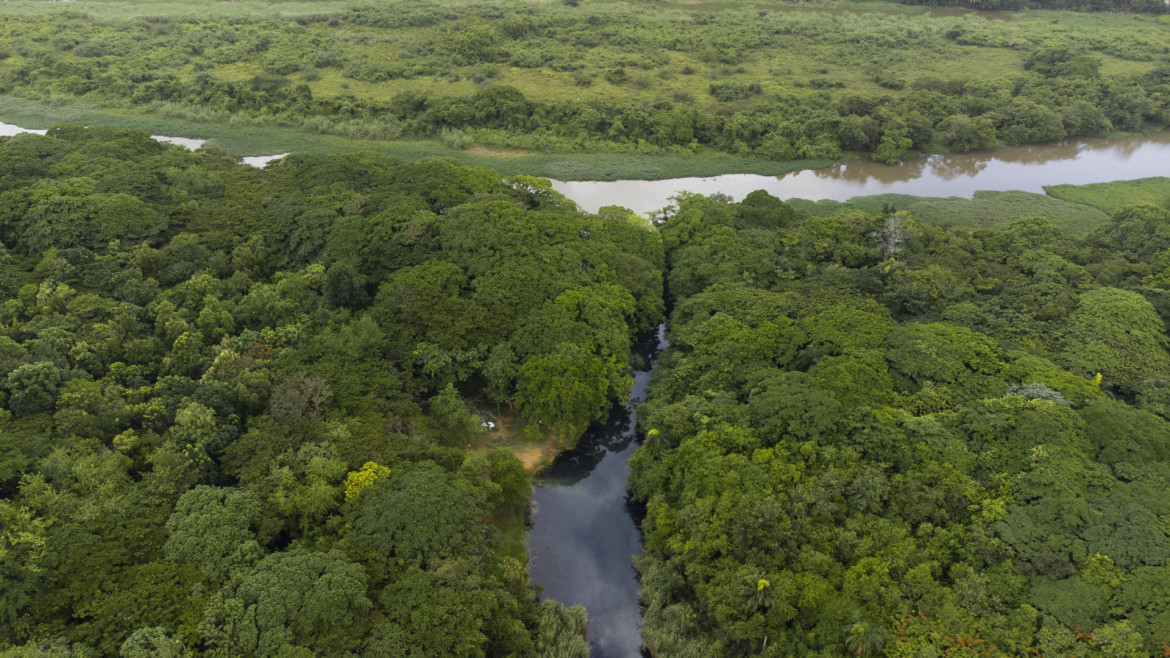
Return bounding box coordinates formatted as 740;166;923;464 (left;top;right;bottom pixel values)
631;188;1170;655
0;0;1168;177
1;122;1168;655
2;0;1170;656
0;125;664;656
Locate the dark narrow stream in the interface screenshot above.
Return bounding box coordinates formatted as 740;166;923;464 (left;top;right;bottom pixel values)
525;325;667;657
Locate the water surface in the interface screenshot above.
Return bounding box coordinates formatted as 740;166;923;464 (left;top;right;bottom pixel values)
526;326;666;658
552;130;1170;214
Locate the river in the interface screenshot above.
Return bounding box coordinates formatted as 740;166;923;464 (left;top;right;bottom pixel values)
6;120;1168;211
551;130;1170;214
526;325;666;658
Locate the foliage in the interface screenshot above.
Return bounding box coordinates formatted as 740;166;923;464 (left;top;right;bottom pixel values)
631;190;1170;656
1045;178;1170;216
0;0;1167;169
342;461;390;503
198;549;371;655
0;127;664;653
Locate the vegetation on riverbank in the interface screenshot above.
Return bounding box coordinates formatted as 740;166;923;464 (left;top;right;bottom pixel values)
784;177;1170;238
0;126;665;656
632;190;1170;655
789;189;1112;236
0;0;1167;172
4;111;1170;655
0;96;839;181
1046;176;1170;214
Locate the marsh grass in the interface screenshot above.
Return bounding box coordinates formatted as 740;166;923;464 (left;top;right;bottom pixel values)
794;189;1111;236
1044;177;1170;214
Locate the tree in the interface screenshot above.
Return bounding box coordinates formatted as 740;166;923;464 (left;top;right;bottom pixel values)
428;383;483;447
886;322;1005;400
120;627;190;658
368;565;493;657
323;262;366;309
268;375;332;424
164;486;265;584
265;443;348;539
843;615;888;658
199;549;371;656
936;114;998;152
748;371;844;443
347;462;486;569
6;361;63;416
20;192;160;254
532;601;589;658
0;501;47;630
1062;287;1170;393
870;213;913;257
516;342;614;438
343;462;391;503
482;343;519;404
1090;204;1170;262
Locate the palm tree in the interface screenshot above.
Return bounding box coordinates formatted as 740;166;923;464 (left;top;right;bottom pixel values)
843;614;888;658
743;575;774;615
742;575;775;653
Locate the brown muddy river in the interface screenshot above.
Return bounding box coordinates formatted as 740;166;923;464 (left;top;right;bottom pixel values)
551;130;1170;214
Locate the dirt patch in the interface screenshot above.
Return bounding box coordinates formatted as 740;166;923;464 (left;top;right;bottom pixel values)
466;146;532;158
471;403;574;473
512;445;551;470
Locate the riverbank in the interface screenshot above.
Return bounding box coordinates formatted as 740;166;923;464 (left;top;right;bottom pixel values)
472;406;583;474
2;0;1165;170
7;91;1170;183
550;129;1170;233
0;96;838;181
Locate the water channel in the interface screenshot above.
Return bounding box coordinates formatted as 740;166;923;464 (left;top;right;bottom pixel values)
551;129;1170;214
526;326;666;658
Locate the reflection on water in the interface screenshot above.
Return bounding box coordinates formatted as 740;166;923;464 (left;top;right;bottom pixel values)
151;134;206;150
526;326;666;658
242;153;289;168
0;121;46;136
553;130;1170;214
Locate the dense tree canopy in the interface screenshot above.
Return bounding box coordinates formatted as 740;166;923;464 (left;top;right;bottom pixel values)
1;100;1169;655
0;126;657;655
632;192;1170;656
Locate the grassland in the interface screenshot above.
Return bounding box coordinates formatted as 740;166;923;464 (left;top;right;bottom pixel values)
0;0;1166;178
